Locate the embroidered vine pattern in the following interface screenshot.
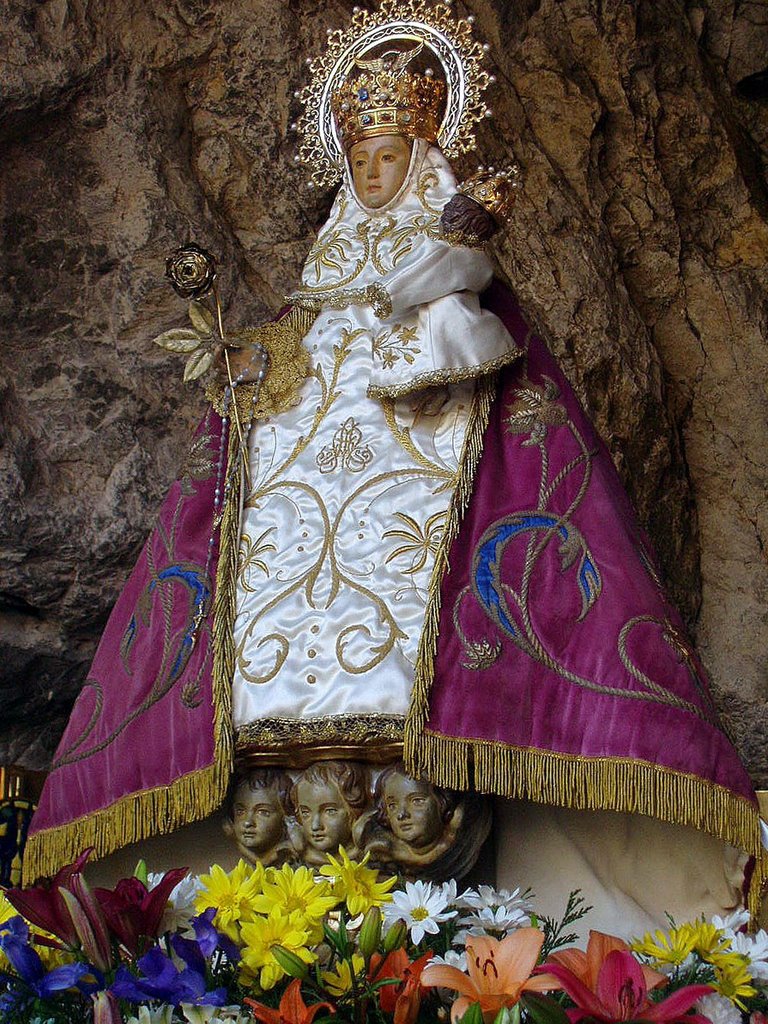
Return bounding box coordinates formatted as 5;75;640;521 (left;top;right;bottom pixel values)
453;374;717;723
53;425;220;768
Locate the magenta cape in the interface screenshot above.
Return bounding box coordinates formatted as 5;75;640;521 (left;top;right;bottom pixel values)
26;282;764;908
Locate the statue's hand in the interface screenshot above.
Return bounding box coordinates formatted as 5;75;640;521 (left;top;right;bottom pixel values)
216;344;262;384
440;193;497;244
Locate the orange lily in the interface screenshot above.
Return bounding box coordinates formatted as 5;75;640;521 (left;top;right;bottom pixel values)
421;927;559;1023
245;978;335;1024
547;930;666;995
371;948;435;1024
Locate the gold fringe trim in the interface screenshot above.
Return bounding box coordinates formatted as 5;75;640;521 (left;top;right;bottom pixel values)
411;731;768;920
404;371;500;768
23;407;245;883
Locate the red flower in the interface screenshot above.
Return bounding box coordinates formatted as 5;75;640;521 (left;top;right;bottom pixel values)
543;947;712;1023
548;930;666;997
3;849;93;948
94;868;188;956
246;978;335;1024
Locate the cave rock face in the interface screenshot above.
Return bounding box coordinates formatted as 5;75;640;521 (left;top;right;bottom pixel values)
1;1;767;782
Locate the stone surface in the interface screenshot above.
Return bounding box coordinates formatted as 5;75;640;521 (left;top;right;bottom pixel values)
1;1;768;780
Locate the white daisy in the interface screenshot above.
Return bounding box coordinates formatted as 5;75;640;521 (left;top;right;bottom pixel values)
712;909;751;937
428;948;469;971
457;903;531;935
729;929;768;981
383;879;457;945
696;993;743;1024
456;885;532;915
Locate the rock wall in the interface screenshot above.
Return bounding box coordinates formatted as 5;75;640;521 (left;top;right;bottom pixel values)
1;1;768;780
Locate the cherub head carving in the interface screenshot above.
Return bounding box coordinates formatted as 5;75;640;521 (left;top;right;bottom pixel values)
291;761;369;864
374;764;456;853
224;768;293;866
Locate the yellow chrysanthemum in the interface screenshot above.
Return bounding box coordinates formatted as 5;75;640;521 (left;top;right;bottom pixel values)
250;864;339;942
712;955;757;1009
686;922;731;960
319;846;396;917
239;908;316;991
0;891;17;972
195;859;265;943
321;953;366;996
632;925;696;967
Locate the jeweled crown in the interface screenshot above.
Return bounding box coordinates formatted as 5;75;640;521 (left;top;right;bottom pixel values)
331;44;446;151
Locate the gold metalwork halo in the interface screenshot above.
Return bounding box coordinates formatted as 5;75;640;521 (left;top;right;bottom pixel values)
294;0;493;189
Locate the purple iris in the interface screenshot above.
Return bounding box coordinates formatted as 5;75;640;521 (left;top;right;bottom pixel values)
111;943;228;1006
188;908;241;963
0;914;102;999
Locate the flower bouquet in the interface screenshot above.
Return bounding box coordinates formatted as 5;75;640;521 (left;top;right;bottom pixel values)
2;848;767;1024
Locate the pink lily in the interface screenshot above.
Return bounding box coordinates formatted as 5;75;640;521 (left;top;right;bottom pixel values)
548;930;667;997
94;866;187;955
543;948;713;1023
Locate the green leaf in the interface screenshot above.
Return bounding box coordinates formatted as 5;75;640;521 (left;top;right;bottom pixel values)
189;300;215;336
323;921;345;954
520;992;571;1024
458;1002;484;1024
183;349;214;382
492;1007;520;1024
153;328;206;353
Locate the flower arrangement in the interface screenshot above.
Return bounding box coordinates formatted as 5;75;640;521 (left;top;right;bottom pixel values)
1;849;767;1024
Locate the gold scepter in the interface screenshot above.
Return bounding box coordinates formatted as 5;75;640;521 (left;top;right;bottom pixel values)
155;243;251;489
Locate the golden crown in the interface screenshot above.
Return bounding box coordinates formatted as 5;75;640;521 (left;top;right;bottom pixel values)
458;164;521;223
331;44;446;150
292;1;496;190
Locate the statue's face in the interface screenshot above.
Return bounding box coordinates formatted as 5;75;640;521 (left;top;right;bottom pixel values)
382;773;444;849
349;134;412;208
231;782;284;854
295;778;353;853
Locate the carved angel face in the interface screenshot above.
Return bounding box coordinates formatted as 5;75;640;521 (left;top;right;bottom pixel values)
382;773;444;849
349;134;412;208
295;778;354;853
231;780;285;855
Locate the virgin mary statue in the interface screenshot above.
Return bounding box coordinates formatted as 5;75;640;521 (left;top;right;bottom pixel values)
25;0;765;932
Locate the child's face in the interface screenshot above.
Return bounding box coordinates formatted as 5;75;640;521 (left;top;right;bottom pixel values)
295;779;353;853
382;774;443;849
231;782;284;853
